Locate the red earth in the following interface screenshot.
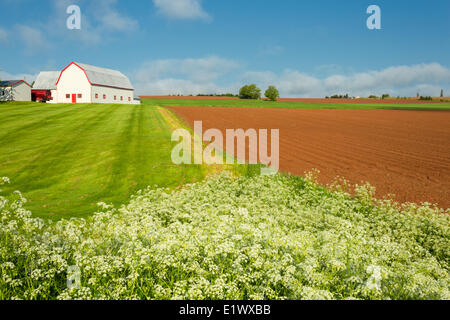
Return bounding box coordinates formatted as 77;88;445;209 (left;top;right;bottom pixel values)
168;106;450;209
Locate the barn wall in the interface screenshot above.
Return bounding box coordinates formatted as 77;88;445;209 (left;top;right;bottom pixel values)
46;89;58;104
50;89;57;101
91;85;134;104
0;87;12;101
56;64;92;103
12;82;31;101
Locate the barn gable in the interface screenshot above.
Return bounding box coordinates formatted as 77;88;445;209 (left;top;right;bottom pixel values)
76;62;134;90
0;80;31;101
56;62;133;91
33;72;60;90
0;80;32;88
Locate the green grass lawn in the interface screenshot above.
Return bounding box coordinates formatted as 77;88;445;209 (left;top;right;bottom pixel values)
0;101;209;220
1;98;448;220
143;98;450;110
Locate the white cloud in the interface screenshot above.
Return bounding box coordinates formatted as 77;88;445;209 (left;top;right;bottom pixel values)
133;59;450;97
241;63;450;97
133;56;238;95
48;0;138;45
153;0;211;21
15;25;48;54
259;44;285;56
95;0;138;32
0;28;8;43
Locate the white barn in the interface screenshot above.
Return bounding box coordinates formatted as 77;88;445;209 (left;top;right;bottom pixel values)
0;80;32;101
41;62;138;104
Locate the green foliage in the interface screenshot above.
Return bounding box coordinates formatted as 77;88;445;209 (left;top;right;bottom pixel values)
330;94;349;99
0;174;448;300
368;95;378;99
382;94;390;99
239;84;261;100
419;96;433;101
264;86;280;101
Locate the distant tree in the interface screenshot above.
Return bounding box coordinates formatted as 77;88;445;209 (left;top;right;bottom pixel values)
417;92;420;98
368;95;377;99
382;93;390;99
239;84;261;100
330;94;350;99
264;86;279;101
441;89;444;97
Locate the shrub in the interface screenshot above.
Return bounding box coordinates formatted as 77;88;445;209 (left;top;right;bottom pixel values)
264;86;279;101
330;94;349;99
239;84;261;100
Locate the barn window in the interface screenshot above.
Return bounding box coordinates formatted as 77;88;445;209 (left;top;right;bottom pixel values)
120;96;123;101
66;94;70;98
114;96;117;100
77;94;82;98
95;93;98;99
103;94;106;99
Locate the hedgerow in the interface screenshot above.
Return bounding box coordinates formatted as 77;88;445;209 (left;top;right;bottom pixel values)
0;173;448;300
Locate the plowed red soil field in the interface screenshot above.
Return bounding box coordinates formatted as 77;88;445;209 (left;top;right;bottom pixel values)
168;106;450;208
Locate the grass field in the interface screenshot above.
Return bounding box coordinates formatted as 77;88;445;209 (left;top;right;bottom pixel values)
1;99;449;220
0;101;212;219
1;100;449;300
142;98;450;110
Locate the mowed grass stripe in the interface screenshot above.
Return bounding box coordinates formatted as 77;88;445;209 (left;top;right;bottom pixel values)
6;104;119;194
2;104;118;184
0;103;88;144
0;103;58;122
0;102;209;219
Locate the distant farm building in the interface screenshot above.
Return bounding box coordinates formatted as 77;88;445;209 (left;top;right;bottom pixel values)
0;80;32;102
33;62;138;104
32;71;59;102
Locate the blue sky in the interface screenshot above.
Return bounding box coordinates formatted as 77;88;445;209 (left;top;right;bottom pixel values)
1;0;449;97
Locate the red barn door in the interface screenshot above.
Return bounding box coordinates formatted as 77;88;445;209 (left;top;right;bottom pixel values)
72;94;77;103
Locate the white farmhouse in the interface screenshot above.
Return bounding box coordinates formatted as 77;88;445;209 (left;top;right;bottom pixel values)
41;62;138;104
0;80;32;101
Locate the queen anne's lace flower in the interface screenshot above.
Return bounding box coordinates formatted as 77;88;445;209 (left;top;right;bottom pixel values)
0;173;448;300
